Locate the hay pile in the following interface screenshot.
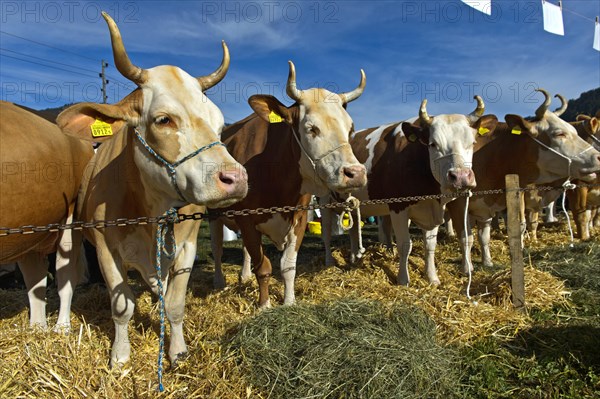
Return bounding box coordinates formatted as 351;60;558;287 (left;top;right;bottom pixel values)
0;222;585;398
229;299;462;399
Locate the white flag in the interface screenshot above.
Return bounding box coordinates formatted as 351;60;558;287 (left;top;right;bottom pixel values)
594;19;600;51
461;0;492;15
542;1;564;36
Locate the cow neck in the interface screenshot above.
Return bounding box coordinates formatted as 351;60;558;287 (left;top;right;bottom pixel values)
133;127;225;203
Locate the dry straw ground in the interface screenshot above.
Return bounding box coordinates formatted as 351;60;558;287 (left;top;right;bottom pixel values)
0;219;587;398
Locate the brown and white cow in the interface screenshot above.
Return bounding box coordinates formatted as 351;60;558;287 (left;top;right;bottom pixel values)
447;89;600;272
566;112;600;240
0;101;94;330
56;13;248;367
209;61;367;307
324;97;498;286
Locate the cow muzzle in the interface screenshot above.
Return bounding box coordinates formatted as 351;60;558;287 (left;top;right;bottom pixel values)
340;164;367;190
447;167;476;191
215;165;249;204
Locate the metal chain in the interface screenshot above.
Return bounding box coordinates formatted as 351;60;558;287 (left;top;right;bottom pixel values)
1;183;599;237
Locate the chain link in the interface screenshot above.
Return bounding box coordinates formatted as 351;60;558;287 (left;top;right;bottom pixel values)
1;183;599;237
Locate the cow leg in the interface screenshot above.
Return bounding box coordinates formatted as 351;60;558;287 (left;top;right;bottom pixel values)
165;240;196;364
567;188;589;240
378;215;393;247
390;210;412;286
348;209;363;263
209;219;226;289
239;227;272;308
447;198;474;275
54;214;82;332
423;226;440;285
18;251;48;329
240;246;252;283
526;209;539;242
444;212;456;238
544;201;557;223
321;207;336;266
477;220;493;267
99;247;133;367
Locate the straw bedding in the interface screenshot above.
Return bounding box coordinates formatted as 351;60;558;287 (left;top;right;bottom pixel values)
0;221;585;398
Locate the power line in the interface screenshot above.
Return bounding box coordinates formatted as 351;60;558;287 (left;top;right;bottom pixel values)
0;53;99;79
0;30;100;62
0;47;98;74
0;49;133;90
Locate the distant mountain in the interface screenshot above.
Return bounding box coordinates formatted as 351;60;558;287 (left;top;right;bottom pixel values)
561;88;600;122
14;103;73;123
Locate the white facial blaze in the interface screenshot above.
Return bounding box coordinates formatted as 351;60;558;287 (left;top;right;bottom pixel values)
295;90;363;194
427;116;475;188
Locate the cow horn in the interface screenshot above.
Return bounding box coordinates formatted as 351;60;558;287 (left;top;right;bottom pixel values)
286;61;303;102
339;69;367;104
553;94;567;116
472;95;485;117
534;88;551;120
102;12;147;85
198;41;230;91
419;99;433;126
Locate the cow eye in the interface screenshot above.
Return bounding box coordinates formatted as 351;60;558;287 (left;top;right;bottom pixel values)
429;142;438;149
154;116;171;125
555;132;566;138
309;126;321;135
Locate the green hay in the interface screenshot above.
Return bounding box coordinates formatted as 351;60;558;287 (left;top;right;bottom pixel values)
228;299;462;399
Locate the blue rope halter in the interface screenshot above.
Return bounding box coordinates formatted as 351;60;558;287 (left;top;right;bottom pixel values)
134;128;226;202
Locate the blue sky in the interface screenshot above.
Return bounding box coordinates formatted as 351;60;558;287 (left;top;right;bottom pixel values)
1;0;599;129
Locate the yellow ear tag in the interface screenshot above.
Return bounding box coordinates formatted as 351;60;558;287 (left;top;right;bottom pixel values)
511;127;522;135
478;127;490;135
90;119;113;137
268;111;283;123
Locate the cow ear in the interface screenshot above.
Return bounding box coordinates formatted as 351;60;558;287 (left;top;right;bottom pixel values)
248;95;293;125
505;114;537;137
401;121;428;145
57;102;130;143
471;114;498;137
588;117;599;134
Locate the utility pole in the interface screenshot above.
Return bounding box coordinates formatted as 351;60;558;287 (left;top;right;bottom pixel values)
99;60;109;103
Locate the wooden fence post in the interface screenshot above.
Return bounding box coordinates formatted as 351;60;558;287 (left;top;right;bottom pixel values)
505;174;525;309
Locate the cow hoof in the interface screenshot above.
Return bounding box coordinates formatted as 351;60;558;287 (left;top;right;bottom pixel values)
170;352;189;369
213;277;226;290
110;358;131;370
482;260;493;268
53;323;71;335
257;300;271;310
396;277;410;286
429;278;441;287
239;274;253;284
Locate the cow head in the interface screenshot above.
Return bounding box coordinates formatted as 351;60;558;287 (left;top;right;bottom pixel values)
505;89;600;183
57;12;248;208
247;61;367;196
401;96;498;193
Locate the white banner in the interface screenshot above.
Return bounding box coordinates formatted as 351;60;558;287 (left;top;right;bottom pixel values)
594;19;600;51
542;1;565;36
461;0;492;16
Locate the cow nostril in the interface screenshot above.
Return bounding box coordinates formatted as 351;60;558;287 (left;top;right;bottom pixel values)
448;171;458;182
219;172;234;185
343;168;356;179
